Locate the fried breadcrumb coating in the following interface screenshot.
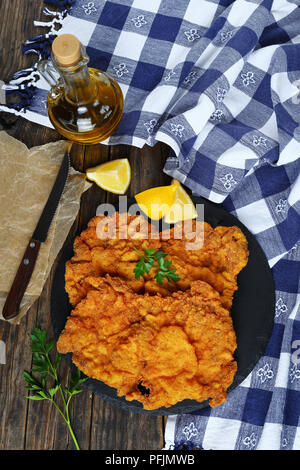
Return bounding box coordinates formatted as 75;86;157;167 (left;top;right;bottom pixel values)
58;276;237;410
65;213;248;310
60;212;248;409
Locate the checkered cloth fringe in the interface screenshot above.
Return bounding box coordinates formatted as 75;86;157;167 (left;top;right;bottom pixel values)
1;0;300;450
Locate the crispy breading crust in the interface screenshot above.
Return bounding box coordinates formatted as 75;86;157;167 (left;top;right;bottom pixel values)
65;213;160;305
58;276;237;409
60;212;248;409
65;213;248;310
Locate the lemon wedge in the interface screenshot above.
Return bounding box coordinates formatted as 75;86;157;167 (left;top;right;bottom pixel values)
135;183;180;220
163;179;198;223
86;158;131;194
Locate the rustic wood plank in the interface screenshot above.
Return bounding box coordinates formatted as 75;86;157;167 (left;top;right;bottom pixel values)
90;398;164;450
0;0;46;83
70;143;86;173
0;302;37;450
24;273;70;450
5;117;60;149
84;143;111;170
126;142;171;195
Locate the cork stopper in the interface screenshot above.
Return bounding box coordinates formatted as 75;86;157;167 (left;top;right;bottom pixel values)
52;34;81;67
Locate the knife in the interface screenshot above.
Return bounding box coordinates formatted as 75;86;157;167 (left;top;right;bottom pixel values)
2;151;70;320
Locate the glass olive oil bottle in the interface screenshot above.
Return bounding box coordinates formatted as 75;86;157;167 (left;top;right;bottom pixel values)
38;34;124;144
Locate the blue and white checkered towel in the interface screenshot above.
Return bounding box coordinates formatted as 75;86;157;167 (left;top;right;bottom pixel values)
1;0;300;450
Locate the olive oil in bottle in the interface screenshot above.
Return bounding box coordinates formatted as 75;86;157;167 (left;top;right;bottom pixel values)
38;34;124;144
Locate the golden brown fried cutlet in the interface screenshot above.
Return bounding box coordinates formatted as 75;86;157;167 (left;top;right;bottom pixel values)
65;212;248;310
161;220;249;309
61;212;248;409
57;276;237;409
65;213;161;305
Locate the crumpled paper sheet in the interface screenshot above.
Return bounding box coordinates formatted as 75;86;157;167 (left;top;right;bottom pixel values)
0;131;90;324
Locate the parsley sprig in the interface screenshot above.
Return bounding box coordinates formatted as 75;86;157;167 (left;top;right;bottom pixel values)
133;247;179;286
24;328;87;450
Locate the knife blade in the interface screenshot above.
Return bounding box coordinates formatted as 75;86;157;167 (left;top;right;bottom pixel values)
3;151;70;320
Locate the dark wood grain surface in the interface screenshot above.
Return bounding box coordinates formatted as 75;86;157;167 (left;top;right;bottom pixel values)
0;0;170;450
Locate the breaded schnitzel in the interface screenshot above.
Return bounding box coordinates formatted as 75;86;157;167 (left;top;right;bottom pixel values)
57;276;237;409
65;213;248;310
65;213;161;305
160;220;249;309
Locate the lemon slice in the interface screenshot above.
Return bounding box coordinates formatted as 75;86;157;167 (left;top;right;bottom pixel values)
86;158;131;194
135;183;179;220
163;179;197;223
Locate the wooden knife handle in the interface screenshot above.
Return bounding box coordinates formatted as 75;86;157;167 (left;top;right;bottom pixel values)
2;239;41;320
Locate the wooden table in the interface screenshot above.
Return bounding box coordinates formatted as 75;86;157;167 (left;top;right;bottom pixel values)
0;0;170;450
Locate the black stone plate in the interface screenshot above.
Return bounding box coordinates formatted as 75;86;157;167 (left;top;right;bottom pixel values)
51;196;275;415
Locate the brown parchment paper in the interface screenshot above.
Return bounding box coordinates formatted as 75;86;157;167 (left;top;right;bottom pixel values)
0;131;90;324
